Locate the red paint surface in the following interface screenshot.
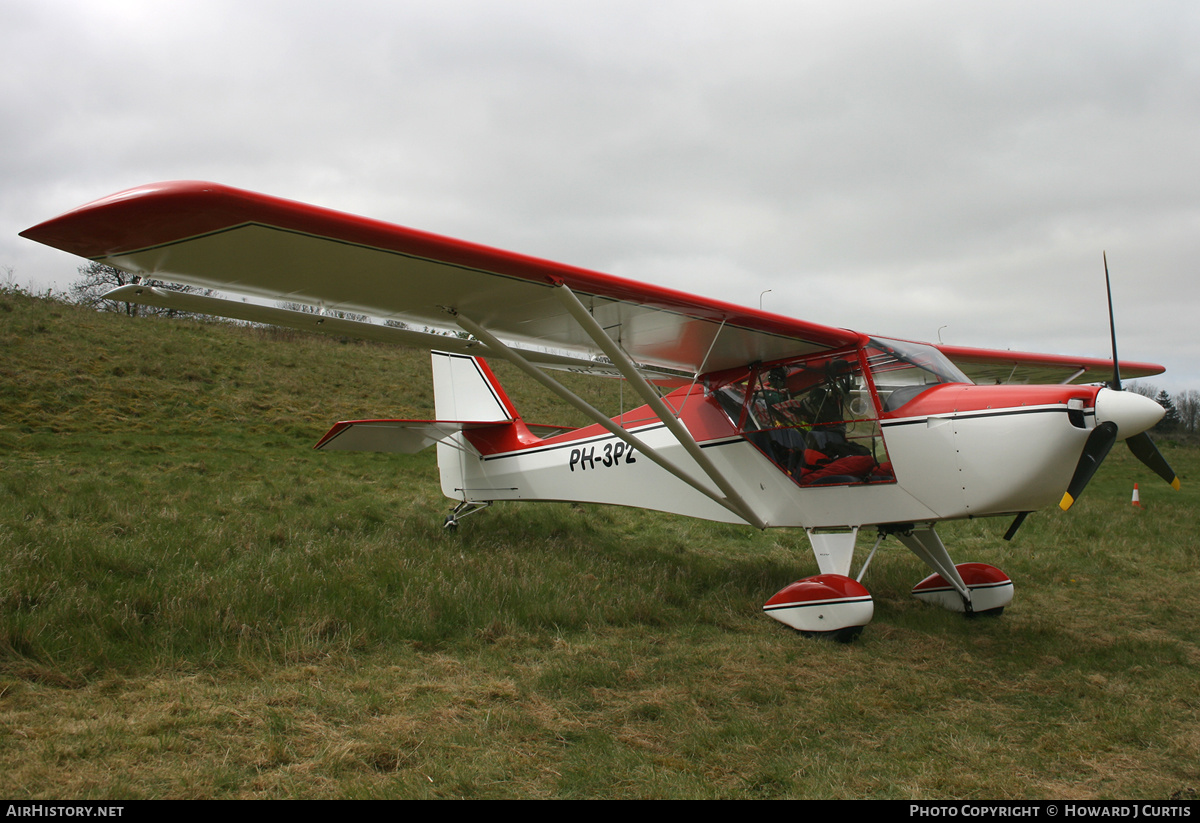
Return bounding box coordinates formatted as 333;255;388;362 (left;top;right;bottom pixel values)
764;574;871;607
912;563;1012;592
883;383;1101;419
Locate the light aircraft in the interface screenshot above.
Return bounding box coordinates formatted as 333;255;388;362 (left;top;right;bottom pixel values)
22;181;1180;640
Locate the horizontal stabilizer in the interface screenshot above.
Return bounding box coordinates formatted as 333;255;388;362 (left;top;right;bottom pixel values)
524;423;575;439
315;419;503;454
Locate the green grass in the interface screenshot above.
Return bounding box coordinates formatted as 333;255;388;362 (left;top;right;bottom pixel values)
1;288;1198;798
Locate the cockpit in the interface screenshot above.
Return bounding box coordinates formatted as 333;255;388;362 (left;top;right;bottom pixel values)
712;337;972;487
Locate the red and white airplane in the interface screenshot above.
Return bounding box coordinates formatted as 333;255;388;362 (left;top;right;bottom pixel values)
22;181;1180;640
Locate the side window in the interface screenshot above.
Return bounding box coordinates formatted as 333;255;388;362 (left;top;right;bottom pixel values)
719;351;893;487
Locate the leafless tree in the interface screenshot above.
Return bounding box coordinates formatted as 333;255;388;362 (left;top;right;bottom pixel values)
276;300;369;323
68;262;208;317
1174;389;1199;435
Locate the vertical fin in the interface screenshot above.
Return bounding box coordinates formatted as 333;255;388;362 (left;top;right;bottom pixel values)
432;351;518;422
431;351;521;502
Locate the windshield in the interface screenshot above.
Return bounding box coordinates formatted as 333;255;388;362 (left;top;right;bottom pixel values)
866;337;972;411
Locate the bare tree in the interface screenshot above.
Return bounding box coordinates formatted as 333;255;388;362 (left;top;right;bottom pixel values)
276;300;369;323
1126;381;1159;399
1174;389;1199;435
68;262;208;317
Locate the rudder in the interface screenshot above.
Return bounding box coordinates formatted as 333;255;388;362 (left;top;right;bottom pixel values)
432;351;519;422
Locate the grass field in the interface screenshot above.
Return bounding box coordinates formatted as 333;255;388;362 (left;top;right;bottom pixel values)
1;288;1197;799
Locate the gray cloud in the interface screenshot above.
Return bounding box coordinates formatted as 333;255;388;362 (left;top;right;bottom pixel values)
4;0;1197;389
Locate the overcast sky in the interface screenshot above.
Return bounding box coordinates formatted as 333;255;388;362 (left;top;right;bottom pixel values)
4;0;1197;391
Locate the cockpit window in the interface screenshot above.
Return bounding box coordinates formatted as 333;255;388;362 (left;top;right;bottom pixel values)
865;337;972;411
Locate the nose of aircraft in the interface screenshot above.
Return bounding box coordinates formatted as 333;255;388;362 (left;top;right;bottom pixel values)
1094;388;1164;439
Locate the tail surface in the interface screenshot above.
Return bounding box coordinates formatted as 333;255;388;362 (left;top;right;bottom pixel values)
432;351;519;423
432;351;540;501
314;352;530;460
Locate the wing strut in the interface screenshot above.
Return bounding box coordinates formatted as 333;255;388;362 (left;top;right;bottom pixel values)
553;283;767;529
446;307;767;528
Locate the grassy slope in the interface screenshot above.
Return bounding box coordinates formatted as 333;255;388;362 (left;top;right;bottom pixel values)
1;290;1197;799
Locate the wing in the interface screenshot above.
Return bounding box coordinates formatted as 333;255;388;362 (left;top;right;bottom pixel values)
21;181;857;377
22;181;1165;386
937;343;1164;386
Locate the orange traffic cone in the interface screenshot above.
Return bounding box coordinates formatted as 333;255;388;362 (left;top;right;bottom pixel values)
1131;483;1144;509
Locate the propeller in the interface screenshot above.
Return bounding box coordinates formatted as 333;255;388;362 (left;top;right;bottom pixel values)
1059;254;1180;511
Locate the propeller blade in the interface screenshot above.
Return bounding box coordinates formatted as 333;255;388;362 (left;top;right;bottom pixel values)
1003;511;1030;541
1060;421;1118;511
1104;251;1122;391
1126;431;1181;490
1072;254;1179;504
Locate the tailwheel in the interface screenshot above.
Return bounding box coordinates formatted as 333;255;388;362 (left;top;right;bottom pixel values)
763;574;874;641
443;500;491;530
912;563;1013;616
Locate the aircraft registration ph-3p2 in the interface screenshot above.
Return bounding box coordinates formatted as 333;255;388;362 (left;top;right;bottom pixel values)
22;182;1181;641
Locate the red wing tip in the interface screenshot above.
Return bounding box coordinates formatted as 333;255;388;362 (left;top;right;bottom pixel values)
313;421;353;449
21;181;217;231
20;181;252;256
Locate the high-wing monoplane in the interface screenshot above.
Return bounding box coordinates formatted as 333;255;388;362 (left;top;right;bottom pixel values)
22;181;1180;640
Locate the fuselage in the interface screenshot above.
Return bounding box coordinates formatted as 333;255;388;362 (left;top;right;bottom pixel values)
441;378;1136;530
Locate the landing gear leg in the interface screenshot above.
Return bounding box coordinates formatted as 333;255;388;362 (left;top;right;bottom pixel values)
894;526;973;611
444;500;490;530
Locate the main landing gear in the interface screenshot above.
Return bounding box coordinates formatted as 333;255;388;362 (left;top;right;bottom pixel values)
762;525;1013;639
